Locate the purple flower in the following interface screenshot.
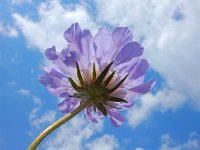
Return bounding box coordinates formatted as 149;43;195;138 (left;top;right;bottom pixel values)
39;23;155;127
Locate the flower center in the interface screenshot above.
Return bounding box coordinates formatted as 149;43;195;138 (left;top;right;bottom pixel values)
68;61;129;116
86;86;105;100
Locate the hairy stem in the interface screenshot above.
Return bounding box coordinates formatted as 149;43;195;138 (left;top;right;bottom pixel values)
28;100;91;150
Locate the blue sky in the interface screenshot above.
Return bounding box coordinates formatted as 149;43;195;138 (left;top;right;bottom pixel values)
0;0;200;150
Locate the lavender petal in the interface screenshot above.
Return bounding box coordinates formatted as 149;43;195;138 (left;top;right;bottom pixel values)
84;107;98;123
130;80;156;94
39;73;60;89
94;28;112;59
61;48;79;67
115;42;144;65
58;99;78;113
108;110;125;127
80;29;95;69
43;67;64;79
45;46;58;60
112;27;133;53
129;59;149;80
64;23;81;43
48;87;68;97
58;99;70;113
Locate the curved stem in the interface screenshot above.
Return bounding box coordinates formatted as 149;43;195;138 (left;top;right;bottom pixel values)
28;100;91;150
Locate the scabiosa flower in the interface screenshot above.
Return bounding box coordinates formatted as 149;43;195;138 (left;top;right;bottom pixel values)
39;23;155;127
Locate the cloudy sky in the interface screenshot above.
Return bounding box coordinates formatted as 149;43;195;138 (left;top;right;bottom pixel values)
0;0;200;149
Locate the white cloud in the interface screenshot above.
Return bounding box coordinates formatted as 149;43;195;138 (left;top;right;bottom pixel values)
127;89;186;128
17;88;56;130
189;132;198;138
135;148;144;150
17;88;31;97
30;110;56;129
17;89;42;108
7;81;16;87
16;88;56;136
42;115;104;150
28;96;43;121
11;0;32;5
0;22;18;37
28;95;57;129
32;95;42;106
160;133;200;150
13;0;98;51
86;134;119;150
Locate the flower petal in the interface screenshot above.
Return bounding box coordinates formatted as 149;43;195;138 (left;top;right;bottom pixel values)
45;46;58;60
43;67;64;79
39;73;60;88
130;80;156;94
58;99;79;113
61;48;79;67
58;99;70;113
94;27;134;68
48;87;68;97
64;23;81;43
123;101;135;108
94;28;112;59
129;59;149;80
79;29;95;70
106;27;133;62
115;42;144;65
112;27;133;45
122;93;136;109
108;110;125;127
53;53;77;79
125;75;145;89
64;23;83;54
84;107;98;123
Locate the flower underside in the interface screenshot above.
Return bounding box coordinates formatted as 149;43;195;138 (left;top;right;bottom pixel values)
69;61;128;116
40;23;155;127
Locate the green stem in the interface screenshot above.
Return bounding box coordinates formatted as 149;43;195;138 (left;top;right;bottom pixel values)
28;100;91;150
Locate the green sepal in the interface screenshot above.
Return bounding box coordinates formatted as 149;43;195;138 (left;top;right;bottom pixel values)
108;74;129;93
76;61;85;86
93;63;96;81
93;106;97;112
68;77;82;92
94;61;114;85
96;103;107;116
104;71;116;86
105;95;128;103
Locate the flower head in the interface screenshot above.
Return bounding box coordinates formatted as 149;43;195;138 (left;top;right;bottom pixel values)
39;23;155;127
